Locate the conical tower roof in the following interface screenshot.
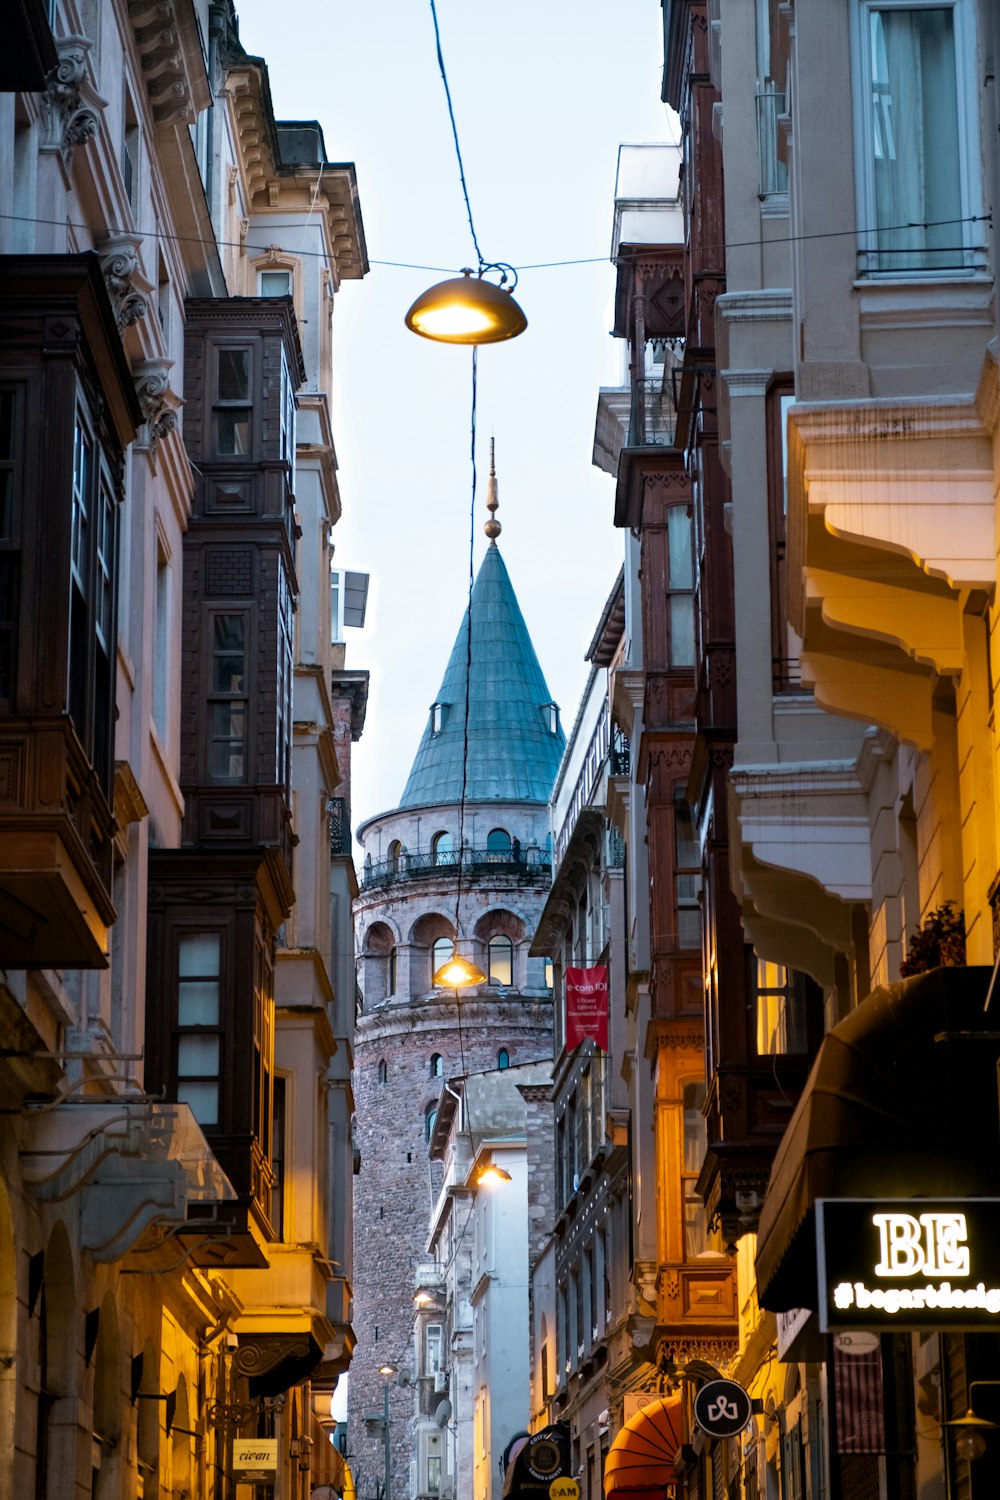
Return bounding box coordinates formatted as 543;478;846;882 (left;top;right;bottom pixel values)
399;543;565;809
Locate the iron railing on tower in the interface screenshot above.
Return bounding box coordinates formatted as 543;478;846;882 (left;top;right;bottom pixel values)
360;844;551;891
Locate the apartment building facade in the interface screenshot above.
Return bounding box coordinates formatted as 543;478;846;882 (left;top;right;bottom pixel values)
0;3;367;1496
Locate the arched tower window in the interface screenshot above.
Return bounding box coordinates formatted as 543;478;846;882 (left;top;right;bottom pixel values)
377;1059;387;1084
388;947;398;994
486;827;511;854
432;831;454;864
432;936;454;981
388;840;403;872
425;1103;438;1142
488;935;513;987
497;1049;510;1070
430;1054;443;1078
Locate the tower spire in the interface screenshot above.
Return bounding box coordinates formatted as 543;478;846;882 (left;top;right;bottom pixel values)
484;436;501;544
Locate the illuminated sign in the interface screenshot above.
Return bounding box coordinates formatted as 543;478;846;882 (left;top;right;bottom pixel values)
817;1199;1000;1331
232;1438;278;1482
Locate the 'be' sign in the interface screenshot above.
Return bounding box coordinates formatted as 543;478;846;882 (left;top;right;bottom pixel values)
693;1379;753;1438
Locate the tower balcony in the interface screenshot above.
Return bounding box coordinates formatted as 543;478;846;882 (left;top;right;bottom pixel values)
360;844;551;892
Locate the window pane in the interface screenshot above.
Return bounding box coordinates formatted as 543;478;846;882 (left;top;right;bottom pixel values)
178;980;220;1026
488;936;513;987
218;348;249;400
178;1081;218;1125
179;933;220;977
213;614;246;691
216;409;251;456
486;828;511;853
178;1035;220;1076
433;831;453;863
667;506;693;589
432;937;454;975
260;271;291;297
756;987;808;1056
669;594;695;666
678;906;702;950
210;741;245;781
683;1082;706;1171
869;9;961;270
211;703;245;739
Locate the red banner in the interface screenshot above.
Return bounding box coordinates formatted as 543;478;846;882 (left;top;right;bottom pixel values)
565;966;609;1051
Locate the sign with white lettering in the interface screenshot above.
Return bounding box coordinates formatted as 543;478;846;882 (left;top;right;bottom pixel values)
817;1199;1000;1331
693;1379;753;1438
232;1438;278;1482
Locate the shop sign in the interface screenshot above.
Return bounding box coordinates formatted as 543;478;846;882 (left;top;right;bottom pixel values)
817;1199;1000;1331
693;1379;753;1438
565;966;609;1051
622;1391;661;1423
549;1481;580;1500
775;1305;823;1363
232;1438;278;1482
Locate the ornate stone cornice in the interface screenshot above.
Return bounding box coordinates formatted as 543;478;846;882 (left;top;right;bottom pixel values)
44;36;107;162
128;0;211;127
227;64;277;205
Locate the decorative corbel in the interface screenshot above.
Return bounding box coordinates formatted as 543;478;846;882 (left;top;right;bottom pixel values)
132;358;182;449
97;233;150;332
44;36;108;162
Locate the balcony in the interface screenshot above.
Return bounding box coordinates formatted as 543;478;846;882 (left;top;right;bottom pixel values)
361;844;551;892
329;796;351;857
628;375;677;449
0;720;116;966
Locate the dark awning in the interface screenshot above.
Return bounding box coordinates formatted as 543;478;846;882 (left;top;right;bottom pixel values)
755;965;1000;1313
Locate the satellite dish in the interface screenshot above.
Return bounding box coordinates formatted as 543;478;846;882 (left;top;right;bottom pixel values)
397;1368;412;1388
435;1399;453;1429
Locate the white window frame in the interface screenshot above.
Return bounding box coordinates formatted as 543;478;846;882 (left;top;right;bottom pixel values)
851;0;985;277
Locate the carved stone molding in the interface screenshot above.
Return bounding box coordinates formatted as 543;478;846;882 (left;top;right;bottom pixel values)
234;1335;312;1380
97;233;150;332
132;358;182;449
128;0;209;126
44;36;107;162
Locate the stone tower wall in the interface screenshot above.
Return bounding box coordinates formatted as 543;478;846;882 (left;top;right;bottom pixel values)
350;789;557;1498
350;995;553;1499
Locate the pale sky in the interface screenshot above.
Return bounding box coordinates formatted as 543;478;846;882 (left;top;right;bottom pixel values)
234;0;672;835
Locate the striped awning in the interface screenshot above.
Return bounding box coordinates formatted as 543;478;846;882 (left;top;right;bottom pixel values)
604;1396;682;1497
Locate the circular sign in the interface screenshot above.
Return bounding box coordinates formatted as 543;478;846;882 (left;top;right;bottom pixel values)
693;1379;753;1438
549;1481;580;1500
524;1437;563;1480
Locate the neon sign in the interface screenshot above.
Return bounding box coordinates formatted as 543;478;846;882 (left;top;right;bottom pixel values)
872;1211;970;1278
817;1200;1000;1331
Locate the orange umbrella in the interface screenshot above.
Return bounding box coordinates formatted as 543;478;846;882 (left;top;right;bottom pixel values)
604;1395;682;1497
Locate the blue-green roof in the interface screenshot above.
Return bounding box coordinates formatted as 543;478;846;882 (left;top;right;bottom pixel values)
399;544;566;809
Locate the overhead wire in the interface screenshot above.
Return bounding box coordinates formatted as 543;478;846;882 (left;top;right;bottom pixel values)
0;208;988;276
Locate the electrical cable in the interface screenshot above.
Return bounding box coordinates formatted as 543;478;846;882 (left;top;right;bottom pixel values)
0;208;988;275
428;0;485;273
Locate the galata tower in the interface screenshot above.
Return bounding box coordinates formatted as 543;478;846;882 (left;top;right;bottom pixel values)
349;469;565;1500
